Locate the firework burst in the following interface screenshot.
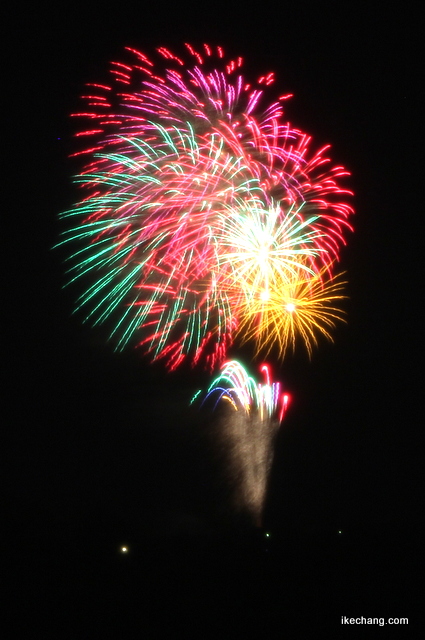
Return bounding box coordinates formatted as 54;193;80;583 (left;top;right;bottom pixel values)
58;43;353;369
235;263;347;359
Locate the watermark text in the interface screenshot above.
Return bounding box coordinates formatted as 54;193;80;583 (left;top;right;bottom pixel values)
341;617;408;626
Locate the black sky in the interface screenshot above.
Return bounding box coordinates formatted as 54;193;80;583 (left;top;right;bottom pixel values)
7;2;422;635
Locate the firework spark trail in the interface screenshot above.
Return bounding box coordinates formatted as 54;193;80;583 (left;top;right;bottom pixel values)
192;360;290;525
58;43;353;369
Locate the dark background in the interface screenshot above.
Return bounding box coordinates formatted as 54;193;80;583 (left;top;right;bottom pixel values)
7;3;422;636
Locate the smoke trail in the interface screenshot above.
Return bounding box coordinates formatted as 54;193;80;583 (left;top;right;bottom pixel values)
216;405;280;527
192;360;289;527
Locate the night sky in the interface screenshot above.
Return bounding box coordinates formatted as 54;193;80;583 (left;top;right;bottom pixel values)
7;3;422;635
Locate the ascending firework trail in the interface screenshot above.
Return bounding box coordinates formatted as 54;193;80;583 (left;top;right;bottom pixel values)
192;360;290;525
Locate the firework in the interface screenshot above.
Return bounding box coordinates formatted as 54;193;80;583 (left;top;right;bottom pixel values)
235;262;348;359
194;359;289;422
192;360;290;524
58;43;353;368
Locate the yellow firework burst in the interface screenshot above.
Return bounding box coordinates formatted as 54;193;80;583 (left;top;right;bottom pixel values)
235;264;347;358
